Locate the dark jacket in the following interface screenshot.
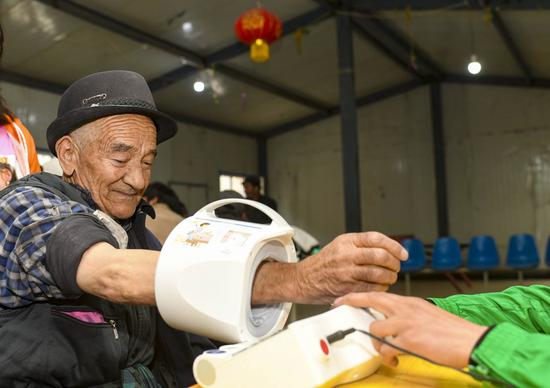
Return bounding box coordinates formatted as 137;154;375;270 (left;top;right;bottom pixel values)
0;173;214;387
244;195;278;224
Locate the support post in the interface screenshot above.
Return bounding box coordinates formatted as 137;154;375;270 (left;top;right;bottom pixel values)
430;83;449;236
257;137;268;194
337;13;362;232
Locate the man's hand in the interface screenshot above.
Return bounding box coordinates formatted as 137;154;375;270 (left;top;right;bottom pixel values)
252;232;407;305
334;292;489;368
296;232;408;304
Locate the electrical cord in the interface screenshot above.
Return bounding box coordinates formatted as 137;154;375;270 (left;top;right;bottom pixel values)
325;328;515;388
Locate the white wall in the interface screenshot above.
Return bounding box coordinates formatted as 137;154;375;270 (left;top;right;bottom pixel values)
358;86;436;241
7;78;550;256
160;122;257;213
269;82;550;261
445;84;550;256
268;114;346;245
0;81;258;215
268;86;436;245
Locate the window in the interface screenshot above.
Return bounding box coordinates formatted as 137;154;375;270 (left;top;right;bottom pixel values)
219;173;246;197
219;172;264;196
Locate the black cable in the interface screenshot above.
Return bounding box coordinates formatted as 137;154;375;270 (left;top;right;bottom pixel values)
326;328;354;344
325;327;515;388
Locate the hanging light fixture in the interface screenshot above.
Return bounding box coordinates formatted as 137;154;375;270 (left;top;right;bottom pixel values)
467;54;482;75
181;22;193;33
193;81;205;93
466;16;482;75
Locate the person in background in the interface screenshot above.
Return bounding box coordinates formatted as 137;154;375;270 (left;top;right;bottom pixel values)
0;23;40;178
215;189;246;221
144;182;188;244
0;162;15;190
242;174;277;224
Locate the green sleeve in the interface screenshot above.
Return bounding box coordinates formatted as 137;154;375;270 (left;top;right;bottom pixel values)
431;285;550;386
431;285;550;332
469;322;550;387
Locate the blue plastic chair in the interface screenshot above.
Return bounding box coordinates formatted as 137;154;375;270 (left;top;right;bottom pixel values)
468;235;499;270
507;233;539;282
506;234;539;269
432;237;462;271
401;238;426;273
468;235;500;290
544;236;550;267
400;238;426;296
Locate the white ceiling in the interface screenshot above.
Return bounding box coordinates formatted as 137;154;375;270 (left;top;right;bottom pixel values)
1;1;549;134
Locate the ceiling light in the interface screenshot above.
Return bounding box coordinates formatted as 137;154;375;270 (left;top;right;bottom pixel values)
193;81;205;93
182;22;193;33
467;54;482;75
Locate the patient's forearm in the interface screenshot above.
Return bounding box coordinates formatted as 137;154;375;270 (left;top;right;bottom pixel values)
76;242;158;305
251;261;311;304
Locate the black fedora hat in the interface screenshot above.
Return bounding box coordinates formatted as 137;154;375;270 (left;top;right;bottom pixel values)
46;70;177;155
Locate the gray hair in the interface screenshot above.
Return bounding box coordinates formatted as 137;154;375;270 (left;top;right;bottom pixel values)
69;119;101;150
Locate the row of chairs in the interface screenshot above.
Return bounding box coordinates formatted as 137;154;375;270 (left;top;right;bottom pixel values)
401;234;546;273
400;234;546;294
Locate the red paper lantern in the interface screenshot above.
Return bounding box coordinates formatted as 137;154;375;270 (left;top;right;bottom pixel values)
234;8;282;63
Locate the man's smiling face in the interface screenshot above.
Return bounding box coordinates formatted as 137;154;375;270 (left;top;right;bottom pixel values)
71;114;157;219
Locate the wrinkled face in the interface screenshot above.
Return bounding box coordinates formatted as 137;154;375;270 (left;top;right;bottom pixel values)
72;114;157;219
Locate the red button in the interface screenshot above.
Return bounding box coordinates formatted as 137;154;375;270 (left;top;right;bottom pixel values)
320;339;330;356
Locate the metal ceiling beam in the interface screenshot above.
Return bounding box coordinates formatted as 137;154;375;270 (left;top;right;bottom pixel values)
35;0;204;67
214;64;332;111
151;62;333;111
358;12;444;79
0;70;256;138
351;18;424;80
265;78;425;138
489;8;533;84
148;66;197;91
0;69;66;94
445;74;550;88
340;1;550;11
316;0;430;80
263;110;333;138
37;0;332;111
150;4;332;91
166;111;258;138
316;0;442;80
148;5;333;107
346;2;533;83
355;78;426;105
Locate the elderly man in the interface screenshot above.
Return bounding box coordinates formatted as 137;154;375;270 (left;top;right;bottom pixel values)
0;70;407;387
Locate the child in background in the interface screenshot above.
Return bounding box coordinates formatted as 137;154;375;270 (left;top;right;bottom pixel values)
0;162;15;190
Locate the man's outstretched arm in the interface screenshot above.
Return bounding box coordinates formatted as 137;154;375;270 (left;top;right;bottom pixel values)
76;232;407;305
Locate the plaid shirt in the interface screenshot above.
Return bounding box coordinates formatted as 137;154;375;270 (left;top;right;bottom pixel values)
0;185;91;308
